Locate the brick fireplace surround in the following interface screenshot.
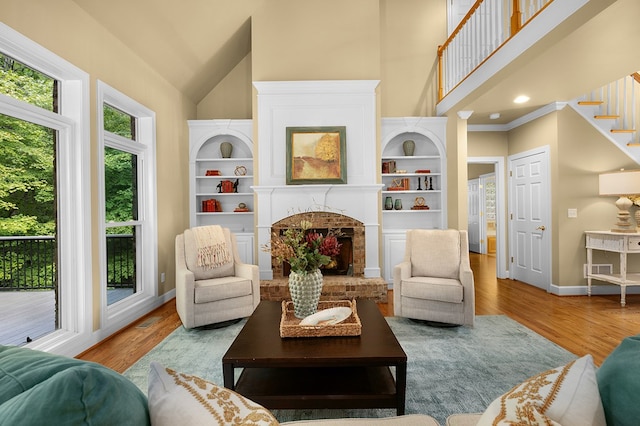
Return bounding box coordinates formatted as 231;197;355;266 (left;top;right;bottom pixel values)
260;212;388;303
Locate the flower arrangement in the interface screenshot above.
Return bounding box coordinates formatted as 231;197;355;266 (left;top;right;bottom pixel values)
264;219;342;274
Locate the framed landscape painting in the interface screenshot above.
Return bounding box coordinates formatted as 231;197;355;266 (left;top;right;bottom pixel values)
286;126;347;185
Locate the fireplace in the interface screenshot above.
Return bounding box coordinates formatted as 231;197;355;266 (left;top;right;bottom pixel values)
270;212;365;278
253;80;383;283
262;211;387;302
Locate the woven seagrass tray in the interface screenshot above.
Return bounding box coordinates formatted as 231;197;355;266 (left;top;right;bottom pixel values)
279;299;362;338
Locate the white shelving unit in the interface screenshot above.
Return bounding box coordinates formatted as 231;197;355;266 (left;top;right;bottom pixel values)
380;118;447;283
188;119;254;263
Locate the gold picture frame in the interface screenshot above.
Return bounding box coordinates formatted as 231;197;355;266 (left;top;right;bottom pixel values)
286;126;347;185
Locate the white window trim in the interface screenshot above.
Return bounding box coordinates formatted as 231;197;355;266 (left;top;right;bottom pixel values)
96;81;158;335
0;23;92;356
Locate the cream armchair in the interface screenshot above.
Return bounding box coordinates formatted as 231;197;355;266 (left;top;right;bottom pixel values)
175;226;260;329
393;229;475;326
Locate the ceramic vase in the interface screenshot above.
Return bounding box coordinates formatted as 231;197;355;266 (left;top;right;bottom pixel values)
220;142;233;158
402;140;415;156
288;269;323;318
385;196;394;210
394;199;403;210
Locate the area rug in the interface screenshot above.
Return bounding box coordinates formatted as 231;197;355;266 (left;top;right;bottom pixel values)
123;315;576;425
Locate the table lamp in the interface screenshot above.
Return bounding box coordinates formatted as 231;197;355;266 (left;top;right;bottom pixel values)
599;169;640;233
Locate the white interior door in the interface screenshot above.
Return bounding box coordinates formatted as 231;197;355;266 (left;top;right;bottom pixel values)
467;178;481;253
509;147;551;290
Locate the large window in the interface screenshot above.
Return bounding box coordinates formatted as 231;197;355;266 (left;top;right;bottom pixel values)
97;81;157;326
0;22;91;356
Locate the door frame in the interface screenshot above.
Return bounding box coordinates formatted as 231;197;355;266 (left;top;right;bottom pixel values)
467;156;508;278
467;178;481;253
507;146;552;288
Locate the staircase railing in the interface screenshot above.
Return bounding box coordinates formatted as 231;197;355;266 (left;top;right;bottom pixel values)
438;0;554;101
578;73;640;146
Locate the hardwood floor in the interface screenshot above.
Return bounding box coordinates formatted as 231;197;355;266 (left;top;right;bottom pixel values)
77;253;640;371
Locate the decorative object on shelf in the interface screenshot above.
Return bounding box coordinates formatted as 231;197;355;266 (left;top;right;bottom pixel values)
411;196;430;210
387;177;404;191
415;169;431;173
385;196;393;210
205;170;221;176
382;160;396;174
417;177;422;190
427;176;434;190
262;218;342;318
234;202;250;213
201;199;221;212
217;179;239;193
234;165;247;176
220;142;233;158
599;169;640;233
286;126;347;185
394;199;403;210
402;139;415;156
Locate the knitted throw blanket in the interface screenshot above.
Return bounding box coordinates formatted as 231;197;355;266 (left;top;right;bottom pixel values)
194;225;231;269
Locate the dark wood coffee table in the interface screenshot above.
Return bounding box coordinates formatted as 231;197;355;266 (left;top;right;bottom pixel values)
222;299;407;415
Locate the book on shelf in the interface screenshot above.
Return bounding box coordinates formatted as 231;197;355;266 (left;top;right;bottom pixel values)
382;160;396;174
201;198;222;212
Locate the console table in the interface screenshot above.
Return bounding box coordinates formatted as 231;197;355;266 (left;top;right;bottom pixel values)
585;231;640;306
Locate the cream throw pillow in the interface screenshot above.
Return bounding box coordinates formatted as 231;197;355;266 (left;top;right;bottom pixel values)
148;362;279;426
477;355;606;426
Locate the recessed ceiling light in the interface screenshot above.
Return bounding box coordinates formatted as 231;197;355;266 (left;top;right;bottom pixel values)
489;113;501;120
514;95;530;104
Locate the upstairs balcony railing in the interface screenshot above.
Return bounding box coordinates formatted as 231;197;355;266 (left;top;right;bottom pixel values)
0;235;135;291
438;0;554;101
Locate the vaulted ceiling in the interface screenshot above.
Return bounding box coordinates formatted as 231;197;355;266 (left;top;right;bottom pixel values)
71;0;261;103
70;0;639;125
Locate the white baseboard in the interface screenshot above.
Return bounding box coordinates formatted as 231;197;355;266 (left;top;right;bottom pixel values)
549;283;640;296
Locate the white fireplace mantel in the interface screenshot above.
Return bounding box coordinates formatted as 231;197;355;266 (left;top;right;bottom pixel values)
253;80;382;280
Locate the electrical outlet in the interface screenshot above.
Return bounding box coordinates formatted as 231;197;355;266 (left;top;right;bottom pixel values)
160;272;166;283
568;208;578;218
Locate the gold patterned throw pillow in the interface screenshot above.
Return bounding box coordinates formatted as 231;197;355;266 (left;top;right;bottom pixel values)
476;355;606;426
148;362;279;426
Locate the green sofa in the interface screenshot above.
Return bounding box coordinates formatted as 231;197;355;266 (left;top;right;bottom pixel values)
0;345;149;425
2;335;638;426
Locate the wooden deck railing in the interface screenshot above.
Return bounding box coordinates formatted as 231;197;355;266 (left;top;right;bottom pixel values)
438;0;554;101
0;234;135;291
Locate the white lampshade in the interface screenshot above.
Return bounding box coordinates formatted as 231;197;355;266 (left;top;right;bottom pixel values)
599;170;640;196
599;170;640;233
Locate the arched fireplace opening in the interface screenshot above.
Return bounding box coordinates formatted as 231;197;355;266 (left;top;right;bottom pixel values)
270;212;364;279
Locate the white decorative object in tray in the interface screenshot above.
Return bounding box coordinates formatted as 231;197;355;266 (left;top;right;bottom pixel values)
299;307;352;326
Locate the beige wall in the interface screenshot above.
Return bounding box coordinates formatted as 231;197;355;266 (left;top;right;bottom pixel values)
557;107;639;284
474;107;640;288
468;164;495;179
197;54;253;119
197;0;447;119
468;131;509;157
380;0;446;117
251;0;381;82
1;0;196;327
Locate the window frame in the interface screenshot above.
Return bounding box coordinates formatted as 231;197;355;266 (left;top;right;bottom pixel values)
0;22;92;356
97;81;157;330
